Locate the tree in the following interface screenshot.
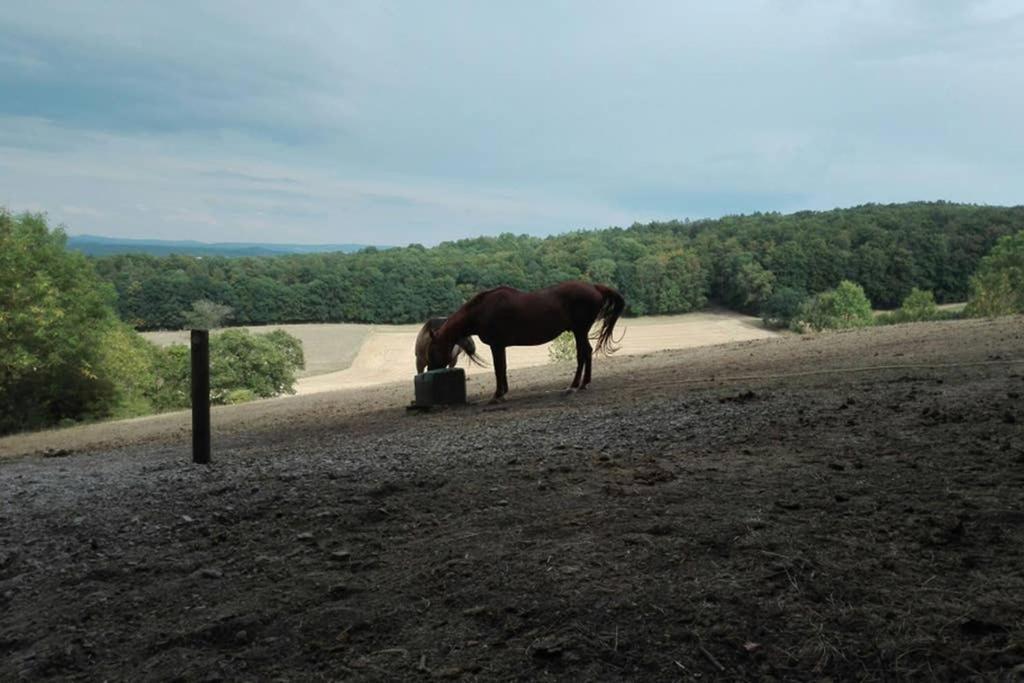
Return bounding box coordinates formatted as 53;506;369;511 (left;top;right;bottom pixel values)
0;211;121;433
795;280;873;332
94;321;164;418
206;329;305;403
182;299;233;330
761;287;807;329
965;230;1024;317
898;288;939;322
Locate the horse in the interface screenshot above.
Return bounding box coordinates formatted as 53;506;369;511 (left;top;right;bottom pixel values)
415;317;479;374
426;281;625;403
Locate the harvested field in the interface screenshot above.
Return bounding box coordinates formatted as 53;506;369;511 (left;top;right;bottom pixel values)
143;323;376;379
2;317;1023;681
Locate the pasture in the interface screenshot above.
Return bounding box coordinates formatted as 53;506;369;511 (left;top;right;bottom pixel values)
2;317;1023;680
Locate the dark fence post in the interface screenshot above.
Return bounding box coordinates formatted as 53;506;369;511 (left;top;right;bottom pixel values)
191;329;211;464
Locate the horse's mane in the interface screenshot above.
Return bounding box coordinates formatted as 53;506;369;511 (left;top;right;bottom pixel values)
462;286;517;312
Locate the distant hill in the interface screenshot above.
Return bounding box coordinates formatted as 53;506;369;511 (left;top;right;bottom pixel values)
67;234;385;258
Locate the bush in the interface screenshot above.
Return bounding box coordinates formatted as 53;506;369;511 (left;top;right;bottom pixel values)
761;287;807;329
224;388;258;405
155;329;306;407
548;331;576;362
94;322;165;418
898;288;939;321
874;288;956;326
794;280;873;332
965;230;1024;317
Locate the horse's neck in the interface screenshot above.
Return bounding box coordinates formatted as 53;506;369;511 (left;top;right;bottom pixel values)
440;309;475;344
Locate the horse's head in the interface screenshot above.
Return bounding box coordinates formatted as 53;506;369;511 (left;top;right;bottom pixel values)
425;327;455;371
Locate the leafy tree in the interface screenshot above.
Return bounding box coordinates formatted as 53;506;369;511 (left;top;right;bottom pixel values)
182;299;233;330
795;280;873;332
94;322;164;418
586;258;618;287
761;287;807;329
0;211;121;433
154;329;305;408
898;288;939;322
965;230;1024;316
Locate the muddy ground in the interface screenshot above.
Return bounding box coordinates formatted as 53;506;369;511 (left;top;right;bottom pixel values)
2;317;1023;681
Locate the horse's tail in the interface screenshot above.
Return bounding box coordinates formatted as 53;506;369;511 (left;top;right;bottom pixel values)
592;284;625;355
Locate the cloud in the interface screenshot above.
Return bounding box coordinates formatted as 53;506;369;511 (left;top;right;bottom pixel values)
0;1;1022;244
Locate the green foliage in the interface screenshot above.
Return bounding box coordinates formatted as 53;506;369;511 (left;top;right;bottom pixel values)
761;287;808;329
94;322;164;418
0;210;122;433
182;299;233;330
874;288;961;326
90;202;1024;329
898;288;939;321
224;389;258;405
548;331;576;363
157;329;306;407
965;230;1024;317
794;280;874;332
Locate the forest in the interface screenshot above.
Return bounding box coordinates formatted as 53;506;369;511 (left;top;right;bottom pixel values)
3;201;1023;435
90;201;1024;330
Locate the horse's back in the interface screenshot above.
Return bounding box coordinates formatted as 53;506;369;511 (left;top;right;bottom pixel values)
468;281;606;345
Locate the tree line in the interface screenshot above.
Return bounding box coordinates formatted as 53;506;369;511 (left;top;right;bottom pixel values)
90;201;1024;330
4;202;1023;435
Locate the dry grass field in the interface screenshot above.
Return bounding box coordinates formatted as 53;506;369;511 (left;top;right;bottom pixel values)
143;323;376;378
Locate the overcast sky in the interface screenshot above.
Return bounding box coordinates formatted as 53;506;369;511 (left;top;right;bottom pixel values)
1;1;1022;246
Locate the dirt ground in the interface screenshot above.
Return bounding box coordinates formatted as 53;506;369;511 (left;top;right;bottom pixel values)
2;317;1023;681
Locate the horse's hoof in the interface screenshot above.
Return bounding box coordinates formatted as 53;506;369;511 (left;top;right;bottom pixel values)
488;396;506;405
563;387;577;396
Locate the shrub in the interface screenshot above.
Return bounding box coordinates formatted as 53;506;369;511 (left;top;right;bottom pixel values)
548;331;576;362
224;389;258;405
761;287;807;329
794;280;873;332
898;288;939;321
965;230;1024;317
874;288;953;326
94;322;164;418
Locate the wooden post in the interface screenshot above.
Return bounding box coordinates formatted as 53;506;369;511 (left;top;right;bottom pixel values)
191;329;211;464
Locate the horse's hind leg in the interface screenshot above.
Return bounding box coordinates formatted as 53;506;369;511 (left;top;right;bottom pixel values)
567;329;591;392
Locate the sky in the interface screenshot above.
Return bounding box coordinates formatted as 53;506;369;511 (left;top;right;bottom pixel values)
1;1;1022;247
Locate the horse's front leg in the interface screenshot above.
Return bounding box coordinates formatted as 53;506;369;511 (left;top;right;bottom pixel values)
580;336;594;389
490;345;508;403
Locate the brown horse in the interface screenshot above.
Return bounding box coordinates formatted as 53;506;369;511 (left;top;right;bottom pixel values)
414;317;479;374
427;281;625;403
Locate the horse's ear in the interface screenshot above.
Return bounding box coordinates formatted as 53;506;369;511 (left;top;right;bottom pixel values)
428;327;436;340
